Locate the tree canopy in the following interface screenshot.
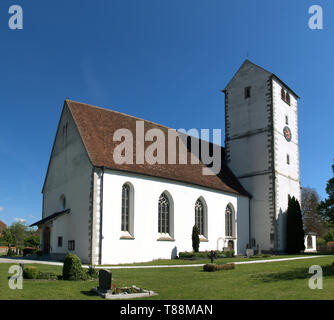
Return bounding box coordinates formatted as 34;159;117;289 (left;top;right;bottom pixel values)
0;222;39;247
318;159;334;226
301;187;327;237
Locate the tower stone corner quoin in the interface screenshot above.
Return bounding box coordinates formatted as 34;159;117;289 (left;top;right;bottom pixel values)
223;59;301;253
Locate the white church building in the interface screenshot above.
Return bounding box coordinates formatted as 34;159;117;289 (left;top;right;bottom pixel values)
31;60;301;265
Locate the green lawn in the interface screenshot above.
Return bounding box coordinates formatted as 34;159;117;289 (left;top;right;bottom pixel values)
1;256;334;300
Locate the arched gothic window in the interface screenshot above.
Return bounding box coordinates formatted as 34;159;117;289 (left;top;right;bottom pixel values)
158;193;170;234
195;199;204;236
225;205;234;237
121;184;130;232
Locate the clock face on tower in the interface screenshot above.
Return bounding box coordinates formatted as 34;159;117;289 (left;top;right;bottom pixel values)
283;126;292;142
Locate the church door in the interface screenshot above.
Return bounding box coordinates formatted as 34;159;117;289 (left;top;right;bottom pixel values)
43;227;51;254
228;240;234;250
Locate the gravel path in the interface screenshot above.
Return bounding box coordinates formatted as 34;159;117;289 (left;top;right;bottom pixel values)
0;255;328;269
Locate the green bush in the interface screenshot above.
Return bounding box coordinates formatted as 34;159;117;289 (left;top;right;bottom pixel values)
23;266;38;279
223;250;235;258
324;229;334;243
36;250;43;256
86;266;99;279
317;237;326;247
178;250;230;259
62;253;84;281
203;263;235;272
37;272;58;280
23;267;58;280
23;248;37;256
178;252;195;259
193;252;208;258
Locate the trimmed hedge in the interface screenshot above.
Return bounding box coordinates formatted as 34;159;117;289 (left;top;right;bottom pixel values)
62;253;85;280
179;250;234;259
23;267;58;280
37;272;58;280
23;248;38;256
203;263;235;272
23;267;39;279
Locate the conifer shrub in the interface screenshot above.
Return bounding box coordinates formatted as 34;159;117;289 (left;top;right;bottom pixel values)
192;225;200;253
286;196;305;253
62;253;84;280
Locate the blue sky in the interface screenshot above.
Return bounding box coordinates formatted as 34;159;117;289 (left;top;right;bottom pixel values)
0;0;333;226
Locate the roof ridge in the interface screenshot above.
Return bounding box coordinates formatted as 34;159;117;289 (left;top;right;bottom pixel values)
42;99;248;197
66;99;225;149
66;99;176;132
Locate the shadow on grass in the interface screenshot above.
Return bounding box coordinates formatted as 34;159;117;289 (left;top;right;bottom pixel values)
252;264;334;283
81;290;99;297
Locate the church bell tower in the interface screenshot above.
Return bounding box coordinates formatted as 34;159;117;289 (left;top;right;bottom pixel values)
223;60;301;252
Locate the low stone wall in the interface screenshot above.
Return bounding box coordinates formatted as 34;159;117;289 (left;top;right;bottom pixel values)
317;245;334;253
0;247;16;255
50;253;67;262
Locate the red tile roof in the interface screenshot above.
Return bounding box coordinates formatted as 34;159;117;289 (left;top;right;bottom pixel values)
0;221;6;235
66;100;250;197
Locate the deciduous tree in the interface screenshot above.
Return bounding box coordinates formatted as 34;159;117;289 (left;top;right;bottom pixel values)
318;159;334;226
301;187;327;237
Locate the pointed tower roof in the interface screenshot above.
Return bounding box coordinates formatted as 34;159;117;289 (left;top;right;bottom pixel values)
223;59;299;99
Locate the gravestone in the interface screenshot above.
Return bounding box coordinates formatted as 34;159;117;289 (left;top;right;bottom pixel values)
208;250;216;264
246;248;254;258
98;269;112;292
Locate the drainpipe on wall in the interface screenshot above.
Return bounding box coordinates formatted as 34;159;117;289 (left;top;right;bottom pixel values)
98;167;104;265
248;198;252;250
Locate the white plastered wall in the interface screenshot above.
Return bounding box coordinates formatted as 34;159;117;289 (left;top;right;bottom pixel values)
100;170;249;265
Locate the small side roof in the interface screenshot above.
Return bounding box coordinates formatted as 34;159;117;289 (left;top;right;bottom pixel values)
30;209;70;227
